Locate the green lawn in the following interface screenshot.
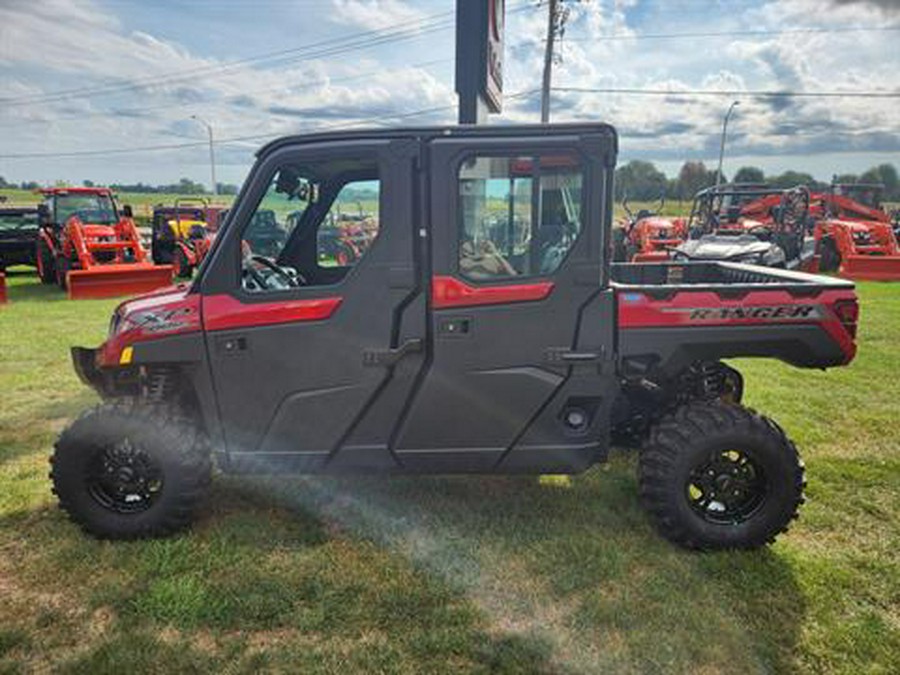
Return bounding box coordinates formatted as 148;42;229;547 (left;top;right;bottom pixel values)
0;272;898;673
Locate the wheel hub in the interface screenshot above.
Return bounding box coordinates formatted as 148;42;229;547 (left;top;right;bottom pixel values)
86;439;163;514
687;449;765;524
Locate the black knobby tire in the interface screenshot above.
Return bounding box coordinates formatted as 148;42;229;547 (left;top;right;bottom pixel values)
639;401;804;550
37;239;56;284
55;255;69;290
50;401;211;540
818;238;840;273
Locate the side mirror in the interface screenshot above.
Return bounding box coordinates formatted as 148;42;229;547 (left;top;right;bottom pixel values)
37;204;52;226
122;204;133;218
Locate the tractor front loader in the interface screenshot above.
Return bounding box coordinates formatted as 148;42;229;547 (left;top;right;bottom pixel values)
37;187;173;299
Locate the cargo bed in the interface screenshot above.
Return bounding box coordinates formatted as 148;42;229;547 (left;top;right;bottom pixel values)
611;261;857;371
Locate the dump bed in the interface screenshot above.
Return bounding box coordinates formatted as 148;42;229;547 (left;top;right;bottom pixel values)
612;261;858;372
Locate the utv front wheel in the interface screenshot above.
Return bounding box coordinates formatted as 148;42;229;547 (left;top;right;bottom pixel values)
639;402;804;550
50;402;211;539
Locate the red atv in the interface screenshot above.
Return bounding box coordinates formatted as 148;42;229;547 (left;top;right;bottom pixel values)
36;187;173;299
613;195;687;263
808;182;900;281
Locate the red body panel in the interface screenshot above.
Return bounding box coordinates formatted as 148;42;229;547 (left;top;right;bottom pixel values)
202;294;343;331
618;287;858;364
431;275;554;308
97;287;201;367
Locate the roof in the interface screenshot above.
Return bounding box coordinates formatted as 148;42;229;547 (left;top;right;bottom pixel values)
0;206;38;214
257;122;618;158
37;186;114;196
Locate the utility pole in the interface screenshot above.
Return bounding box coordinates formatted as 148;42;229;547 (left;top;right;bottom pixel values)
191;115;217;196
715;100;739;188
540;0;559;123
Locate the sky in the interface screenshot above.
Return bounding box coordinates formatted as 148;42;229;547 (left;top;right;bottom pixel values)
1;0;898;188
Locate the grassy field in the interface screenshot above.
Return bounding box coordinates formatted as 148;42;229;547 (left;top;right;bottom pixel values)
0;272;898;673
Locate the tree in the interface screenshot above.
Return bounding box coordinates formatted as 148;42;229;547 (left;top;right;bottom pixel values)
675;161;716;200
614;160;668;202
82;179;95;187
732;166;765;184
859;164;898;200
767;171;815;189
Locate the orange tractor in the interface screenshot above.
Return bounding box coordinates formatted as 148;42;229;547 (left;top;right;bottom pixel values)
613;195;687;262
807;182;900;281
35;187;173;299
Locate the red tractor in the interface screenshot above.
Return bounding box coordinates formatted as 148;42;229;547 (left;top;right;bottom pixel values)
35;187;173;299
613;195;687;262
807;183;900;281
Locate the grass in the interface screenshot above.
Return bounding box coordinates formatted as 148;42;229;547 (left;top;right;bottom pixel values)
1;271;899;673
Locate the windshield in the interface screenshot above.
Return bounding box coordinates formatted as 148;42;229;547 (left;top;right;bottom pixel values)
0;212;38;231
54;194;118;225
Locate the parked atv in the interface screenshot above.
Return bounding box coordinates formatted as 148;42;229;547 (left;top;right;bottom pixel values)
673;184;812;269
53;123;858;551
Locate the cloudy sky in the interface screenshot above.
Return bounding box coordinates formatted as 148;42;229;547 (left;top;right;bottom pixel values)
1;0;897;187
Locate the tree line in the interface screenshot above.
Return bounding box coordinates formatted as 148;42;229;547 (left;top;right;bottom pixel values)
0;176;239;195
614;161;899;203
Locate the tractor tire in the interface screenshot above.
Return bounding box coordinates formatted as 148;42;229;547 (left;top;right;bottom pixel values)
818;238;840;273
37;239;56;284
173;247;192;279
50;401;211;540
55;255;69;290
639;401;804;550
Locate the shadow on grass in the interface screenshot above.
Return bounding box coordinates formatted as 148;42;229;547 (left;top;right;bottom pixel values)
0;392;96;467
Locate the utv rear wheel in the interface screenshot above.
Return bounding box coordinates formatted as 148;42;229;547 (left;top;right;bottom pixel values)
639;401;804;550
50;402;211;540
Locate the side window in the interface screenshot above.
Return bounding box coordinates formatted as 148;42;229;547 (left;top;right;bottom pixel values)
458;154;583;281
241;160;380;293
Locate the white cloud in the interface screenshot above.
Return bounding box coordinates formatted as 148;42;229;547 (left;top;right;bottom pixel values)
330;0;429;31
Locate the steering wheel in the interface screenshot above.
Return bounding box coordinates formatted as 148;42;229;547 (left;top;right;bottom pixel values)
250;254;307;286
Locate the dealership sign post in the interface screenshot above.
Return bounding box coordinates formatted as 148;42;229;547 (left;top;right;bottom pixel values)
456;0;505;124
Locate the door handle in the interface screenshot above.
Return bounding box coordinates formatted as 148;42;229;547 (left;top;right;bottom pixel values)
363;338;423;366
545;347;605;363
215;336;247;354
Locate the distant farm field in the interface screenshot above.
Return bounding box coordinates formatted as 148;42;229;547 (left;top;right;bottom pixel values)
0;271;897;673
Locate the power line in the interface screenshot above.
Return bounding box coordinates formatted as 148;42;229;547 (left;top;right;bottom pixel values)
1;2;534;109
560;25;900;42
0;90;542;160
552;87;900;99
0;58;453;128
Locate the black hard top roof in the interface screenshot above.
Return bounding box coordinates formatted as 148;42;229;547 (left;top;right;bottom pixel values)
257;122;617;157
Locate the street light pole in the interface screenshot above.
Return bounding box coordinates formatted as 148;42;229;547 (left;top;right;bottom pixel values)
715;100;739;188
191;115;216;196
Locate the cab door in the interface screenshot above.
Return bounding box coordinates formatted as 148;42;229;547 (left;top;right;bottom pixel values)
394;129;618;473
199;138;426;472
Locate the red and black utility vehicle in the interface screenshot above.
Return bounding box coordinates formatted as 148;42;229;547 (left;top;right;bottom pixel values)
36;187;173;299
52;124;858;550
674;184;813;269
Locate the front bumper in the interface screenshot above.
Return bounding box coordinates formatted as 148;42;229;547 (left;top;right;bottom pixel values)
71;346;102;391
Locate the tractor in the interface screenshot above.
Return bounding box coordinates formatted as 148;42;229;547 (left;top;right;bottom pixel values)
35;187;173;299
315;203;380;266
673;184;812;269
612;194;687;263
151;199;215;278
807;182;900;281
